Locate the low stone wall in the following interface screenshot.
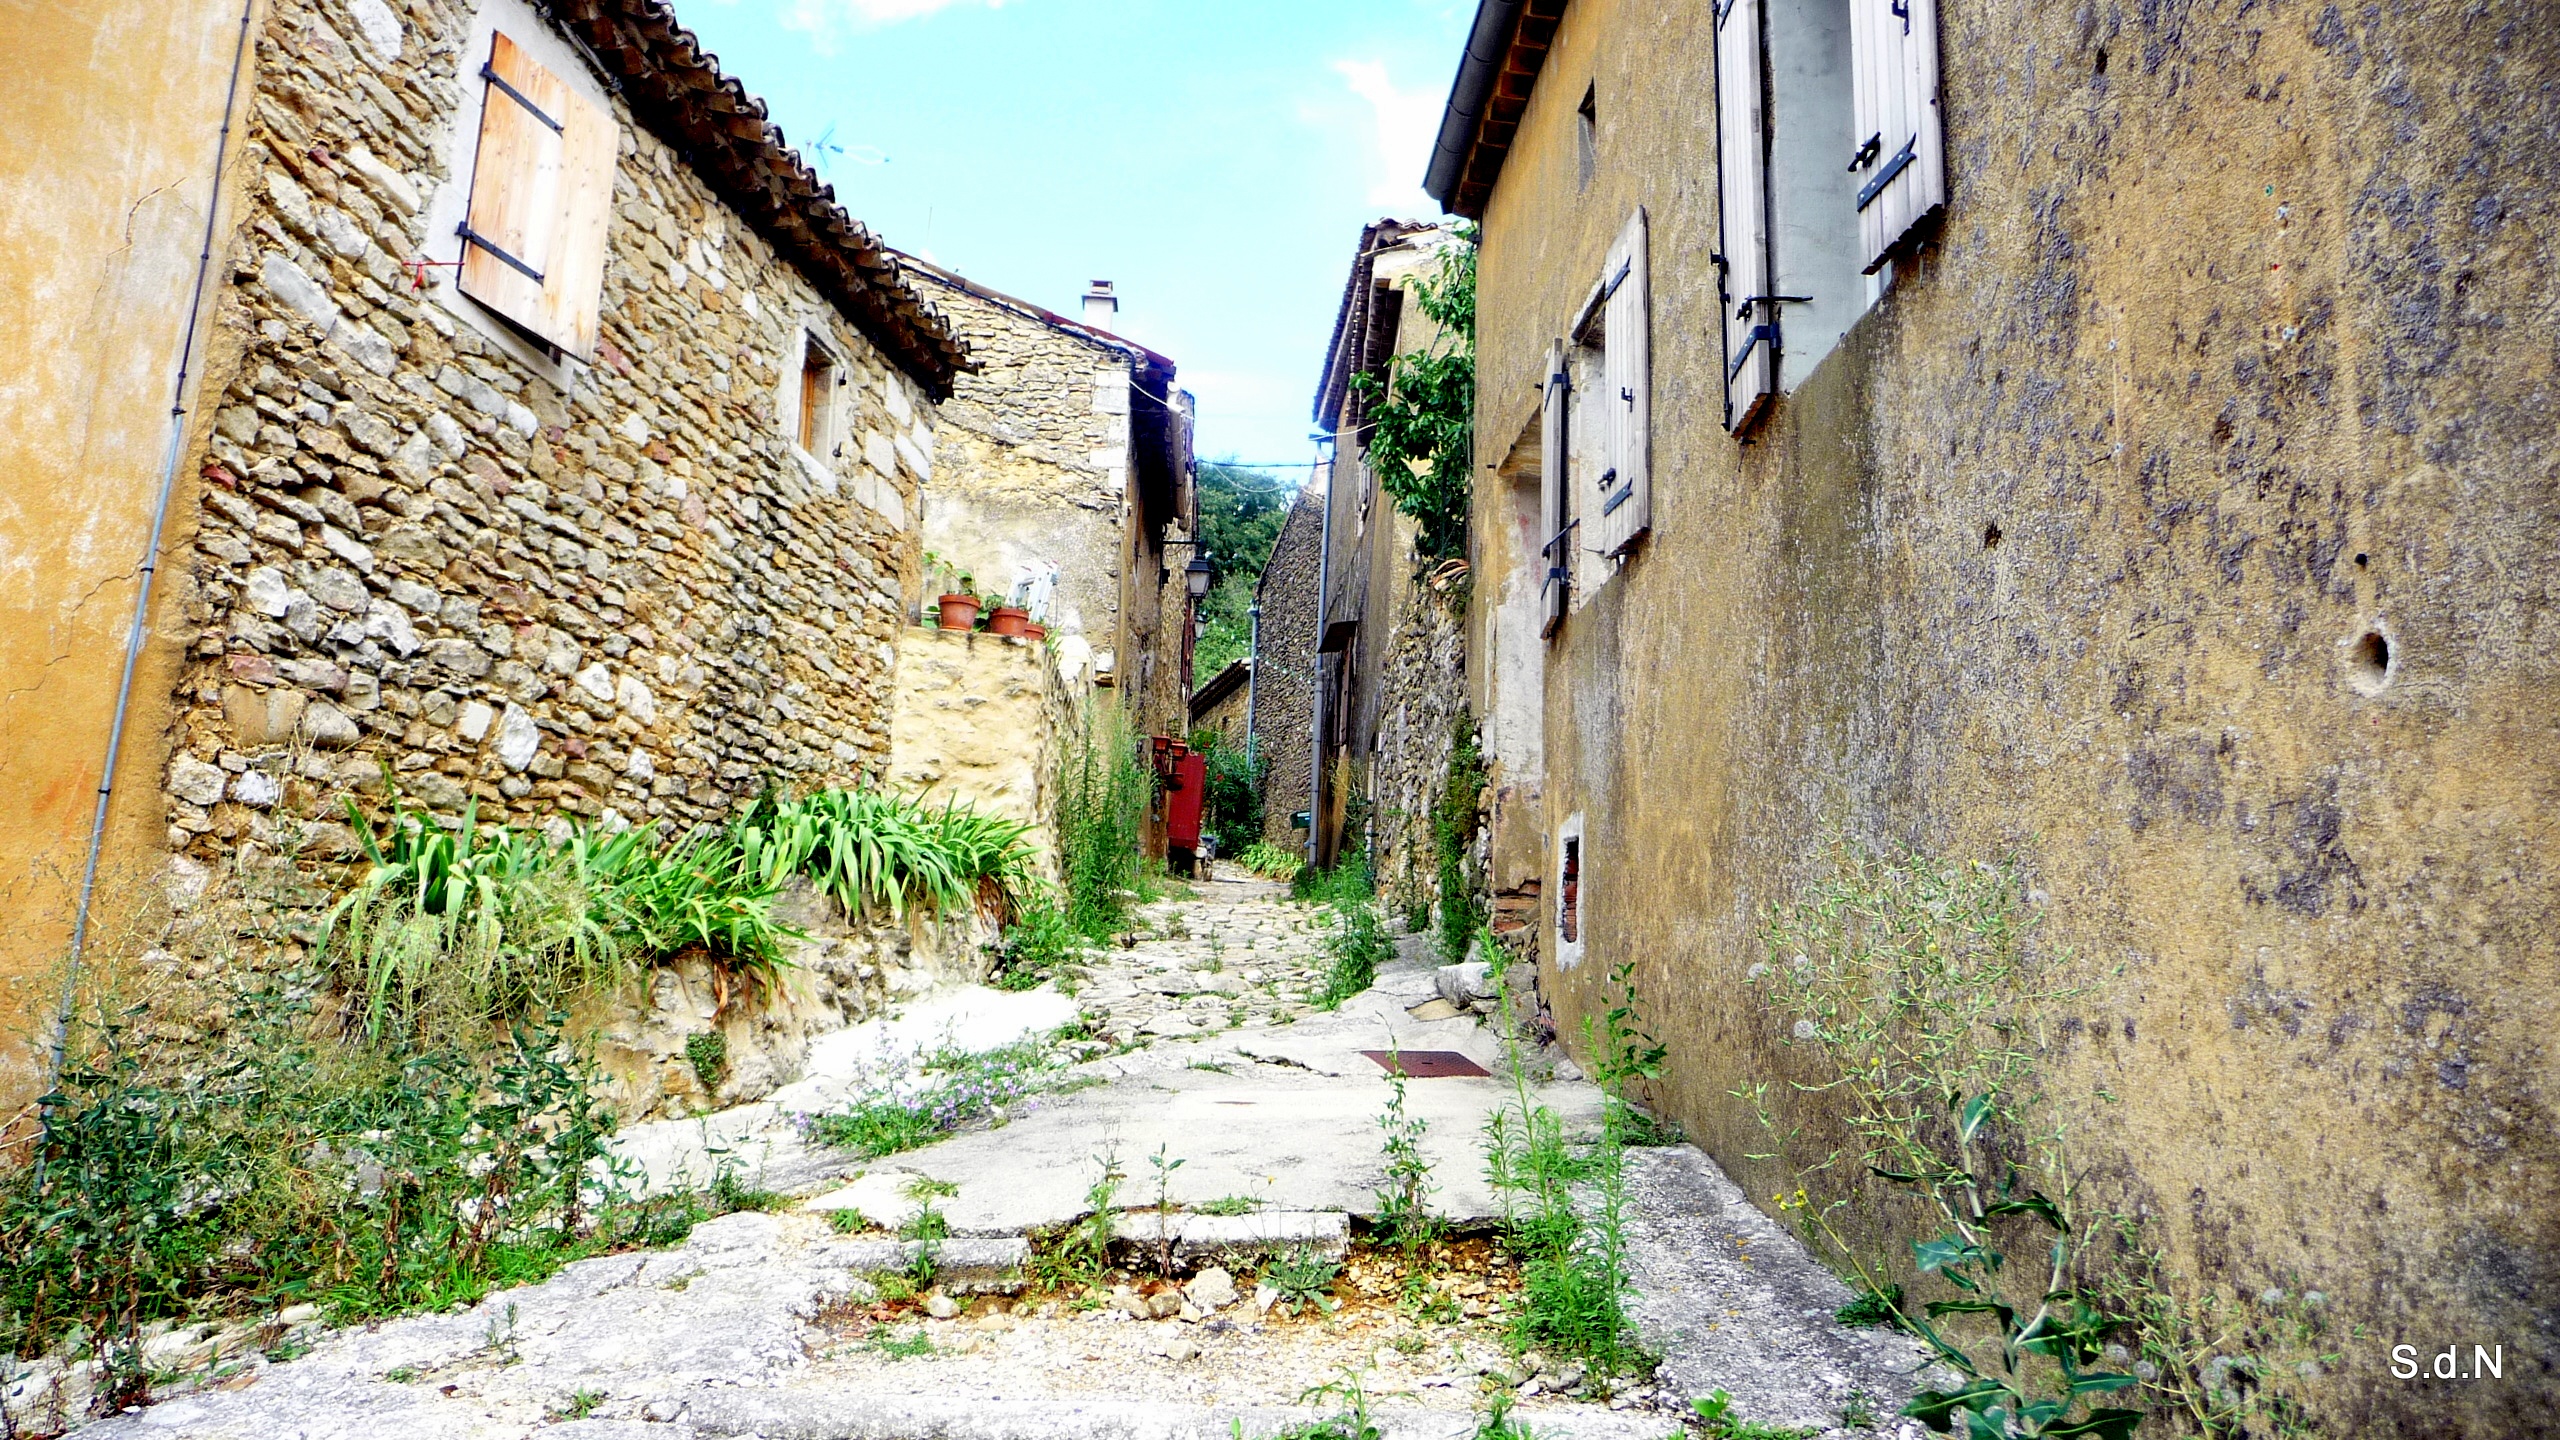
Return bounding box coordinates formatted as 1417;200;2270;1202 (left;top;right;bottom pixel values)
886;625;1075;879
577;879;992;1124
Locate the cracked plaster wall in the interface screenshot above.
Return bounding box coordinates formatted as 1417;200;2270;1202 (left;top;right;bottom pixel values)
1468;1;2560;1432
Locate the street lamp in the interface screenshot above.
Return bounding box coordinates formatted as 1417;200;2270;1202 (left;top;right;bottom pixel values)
1184;554;1214;601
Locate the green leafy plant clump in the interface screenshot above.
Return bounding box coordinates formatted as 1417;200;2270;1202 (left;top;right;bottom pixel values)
809;1034;1070;1158
1057;702;1150;940
328;781;1038;1037
1238;841;1306;882
1305;861;1394;1010
1432;715;1488;966
0;984;680;1385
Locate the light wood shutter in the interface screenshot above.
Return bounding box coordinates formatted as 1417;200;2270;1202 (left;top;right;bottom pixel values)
1849;0;1945;274
459;32;615;359
1715;0;1774;432
1595;206;1650;556
1539;339;1569;638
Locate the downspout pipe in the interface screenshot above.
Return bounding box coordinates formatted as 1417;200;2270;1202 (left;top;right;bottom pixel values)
50;0;259;1091
1423;0;1525;208
1244;602;1260;770
1307;448;1334;868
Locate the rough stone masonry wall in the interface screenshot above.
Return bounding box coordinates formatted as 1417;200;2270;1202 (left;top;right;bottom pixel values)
1369;569;1470;924
1251;488;1324;850
906;268;1132;664
885;625;1077;880
168;0;932;884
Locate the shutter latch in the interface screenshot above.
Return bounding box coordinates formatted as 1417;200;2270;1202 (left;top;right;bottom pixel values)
1891;0;1912;34
1849;134;1882;171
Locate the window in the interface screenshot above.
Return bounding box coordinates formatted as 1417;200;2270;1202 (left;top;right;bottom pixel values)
1715;0;1943;432
1554;812;1585;969
457;31;615;359
1575;84;1598;191
797;338;835;455
1537;205;1651;629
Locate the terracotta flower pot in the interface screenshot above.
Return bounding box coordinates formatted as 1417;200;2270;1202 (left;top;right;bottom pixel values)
937;594;982;631
988;606;1031;637
1023;623;1047;641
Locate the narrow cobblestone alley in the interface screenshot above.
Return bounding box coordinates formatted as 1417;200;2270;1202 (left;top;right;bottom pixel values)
64;880;1930;1440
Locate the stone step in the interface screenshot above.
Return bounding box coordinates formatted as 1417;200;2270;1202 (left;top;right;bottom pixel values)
816;1237;1031;1294
1109;1210;1350;1266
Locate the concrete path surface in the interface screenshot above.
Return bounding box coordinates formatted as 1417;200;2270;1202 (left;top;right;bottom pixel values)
54;877;1932;1440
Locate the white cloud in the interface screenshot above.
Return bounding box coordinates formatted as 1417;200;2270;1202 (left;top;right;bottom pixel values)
1331;58;1441;215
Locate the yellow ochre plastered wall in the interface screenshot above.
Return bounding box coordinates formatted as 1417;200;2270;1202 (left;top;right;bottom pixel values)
0;2;259;1108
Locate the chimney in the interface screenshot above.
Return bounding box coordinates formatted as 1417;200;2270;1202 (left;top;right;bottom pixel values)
1081;279;1118;329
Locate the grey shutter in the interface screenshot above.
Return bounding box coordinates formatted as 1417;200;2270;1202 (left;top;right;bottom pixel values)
1595;207;1650;556
1850;0;1945;273
1539;339;1568;637
1715;0;1774;432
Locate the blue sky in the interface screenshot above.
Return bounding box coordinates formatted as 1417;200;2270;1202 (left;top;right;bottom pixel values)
680;0;1472;468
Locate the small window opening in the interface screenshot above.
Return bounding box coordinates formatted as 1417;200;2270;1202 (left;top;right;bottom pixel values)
1559;836;1581;944
797;337;835;454
2353;552;2370;568
1576;85;1598;191
1983;522;2003;550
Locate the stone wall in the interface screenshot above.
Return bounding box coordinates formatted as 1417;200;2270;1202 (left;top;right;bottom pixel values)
172;0;936;877
1250;486;1324;850
901;263;1136;682
885;625;1076;878
1461;1;2560;1430
1368;569;1471;922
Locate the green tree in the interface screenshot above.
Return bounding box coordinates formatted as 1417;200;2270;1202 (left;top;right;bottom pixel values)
1350;229;1476;561
1193;461;1292;677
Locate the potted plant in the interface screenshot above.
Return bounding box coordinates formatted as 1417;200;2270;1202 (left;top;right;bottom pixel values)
937;569;981;631
988;598;1032;637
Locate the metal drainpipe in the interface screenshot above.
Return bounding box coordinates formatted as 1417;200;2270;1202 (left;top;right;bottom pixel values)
1307;449;1333;868
1243;602;1260;770
50;0;260;1091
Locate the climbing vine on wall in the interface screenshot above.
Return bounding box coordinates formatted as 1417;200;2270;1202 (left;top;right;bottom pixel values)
1352;227;1477;562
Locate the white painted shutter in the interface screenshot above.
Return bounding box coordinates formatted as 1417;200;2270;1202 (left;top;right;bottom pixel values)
1849;0;1946;273
1539;339;1568;638
459;32;616;358
1715;0;1774;432
1596;207;1650;556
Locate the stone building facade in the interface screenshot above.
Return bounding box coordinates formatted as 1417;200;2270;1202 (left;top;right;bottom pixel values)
1307;220;1473;882
1430;0;2560;1432
1248;484;1324;852
2;0;969;1103
896;258;1198;746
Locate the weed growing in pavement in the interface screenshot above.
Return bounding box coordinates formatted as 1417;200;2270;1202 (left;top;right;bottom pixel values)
708;1162;789;1214
1031;1148;1124;1294
898;1175;957;1267
551;1388;605;1420
1477;929;1648;1379
1835;1284;1906;1329
1146;1144;1187;1274
1260;1246;1343;1317
1238;841;1305;883
1309;865;1394;1010
810;1033;1072;1157
1268;1375;1382;1440
1195;1195;1260;1217
1373;1061;1441;1256
1471;1393;1537;1440
1691;1389;1816;1440
992;895;1083;991
827;1208;874;1235
867;1326;936;1359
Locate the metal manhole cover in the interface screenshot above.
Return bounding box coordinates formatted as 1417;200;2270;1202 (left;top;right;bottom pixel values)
1361;1049;1491;1078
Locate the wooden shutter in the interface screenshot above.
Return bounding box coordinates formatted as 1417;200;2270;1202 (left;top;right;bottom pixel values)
1539;339;1568;638
459;32;615;359
1595;207;1650;556
1849;0;1945;273
1715;0;1774;432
